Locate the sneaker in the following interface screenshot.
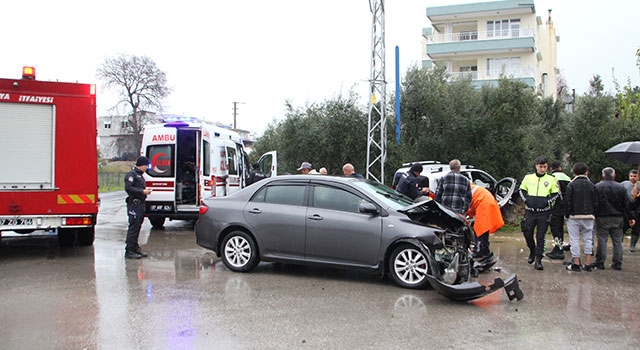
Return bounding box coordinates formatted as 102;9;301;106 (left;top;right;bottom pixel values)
630;246;637;252
582;264;592;272
611;263;622;270
590;262;605;270
566;263;581;272
124;251;142;259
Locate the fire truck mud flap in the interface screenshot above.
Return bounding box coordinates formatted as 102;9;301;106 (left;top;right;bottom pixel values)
425;273;523;302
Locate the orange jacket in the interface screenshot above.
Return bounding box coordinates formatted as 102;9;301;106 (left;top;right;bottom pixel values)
468;183;504;237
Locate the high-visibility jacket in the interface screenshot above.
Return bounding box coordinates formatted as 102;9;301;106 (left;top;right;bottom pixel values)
519;172;559;212
468;183;504;237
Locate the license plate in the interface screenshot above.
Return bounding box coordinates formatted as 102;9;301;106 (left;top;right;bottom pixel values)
0;218;34;226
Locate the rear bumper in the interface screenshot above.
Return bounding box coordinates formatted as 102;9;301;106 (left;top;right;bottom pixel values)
426;273;523;302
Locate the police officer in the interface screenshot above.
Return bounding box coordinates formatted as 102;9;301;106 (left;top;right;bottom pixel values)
396;163;429;201
519;156;559;270
247;163;267;186
124;156;152;259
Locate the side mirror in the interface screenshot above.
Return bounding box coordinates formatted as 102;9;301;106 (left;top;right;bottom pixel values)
359;202;379;215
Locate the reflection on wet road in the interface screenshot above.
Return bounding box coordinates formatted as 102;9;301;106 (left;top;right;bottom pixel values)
1;191;639;348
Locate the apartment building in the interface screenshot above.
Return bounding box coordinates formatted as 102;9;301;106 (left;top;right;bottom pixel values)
422;0;559;99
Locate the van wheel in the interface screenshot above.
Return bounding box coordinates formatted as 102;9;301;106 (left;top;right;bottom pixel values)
149;217;165;228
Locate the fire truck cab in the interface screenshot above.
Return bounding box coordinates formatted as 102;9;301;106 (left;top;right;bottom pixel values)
141;117;251;228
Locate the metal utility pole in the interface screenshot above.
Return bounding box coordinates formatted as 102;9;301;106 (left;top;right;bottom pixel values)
232;101;245;129
366;0;387;184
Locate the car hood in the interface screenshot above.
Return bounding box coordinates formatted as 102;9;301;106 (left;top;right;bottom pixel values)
398;200;465;230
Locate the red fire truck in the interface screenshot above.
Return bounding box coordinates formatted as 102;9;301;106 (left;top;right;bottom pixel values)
0;67;98;246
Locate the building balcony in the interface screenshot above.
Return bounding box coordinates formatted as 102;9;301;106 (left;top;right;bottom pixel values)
446;67;536;89
424;28;536;58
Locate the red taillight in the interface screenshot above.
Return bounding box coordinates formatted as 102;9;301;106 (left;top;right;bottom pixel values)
199;205;209;216
64;217;93;225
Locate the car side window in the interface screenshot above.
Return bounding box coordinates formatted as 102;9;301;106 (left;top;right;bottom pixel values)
251;184;306;206
469;171;493;189
312;185;366;213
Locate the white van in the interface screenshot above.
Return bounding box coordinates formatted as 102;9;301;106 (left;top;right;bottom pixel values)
140;117;252;228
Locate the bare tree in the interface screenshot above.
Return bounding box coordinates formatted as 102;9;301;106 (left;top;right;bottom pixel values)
97;54;172;152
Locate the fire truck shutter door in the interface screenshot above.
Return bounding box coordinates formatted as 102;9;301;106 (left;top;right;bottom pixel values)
0;103;54;189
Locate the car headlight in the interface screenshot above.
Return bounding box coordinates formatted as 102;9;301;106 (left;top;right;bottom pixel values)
442;252;459;285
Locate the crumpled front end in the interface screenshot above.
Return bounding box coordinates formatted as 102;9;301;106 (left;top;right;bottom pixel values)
426;273;524;302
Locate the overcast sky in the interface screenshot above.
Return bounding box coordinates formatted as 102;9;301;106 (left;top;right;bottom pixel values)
2;0;638;136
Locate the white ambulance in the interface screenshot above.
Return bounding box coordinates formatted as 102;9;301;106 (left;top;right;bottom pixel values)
140;116;263;228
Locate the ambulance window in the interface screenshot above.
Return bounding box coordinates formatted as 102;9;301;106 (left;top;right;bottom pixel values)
202;140;210;176
146;145;174;177
227;146;237;175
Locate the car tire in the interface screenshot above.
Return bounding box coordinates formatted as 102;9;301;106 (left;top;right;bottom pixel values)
388;243;431;289
221;231;259;272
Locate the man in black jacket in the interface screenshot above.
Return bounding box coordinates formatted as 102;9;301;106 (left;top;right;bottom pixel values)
124;156;153;259
593;167;634;270
396;163;429;201
247;163;267;186
564;162;597;271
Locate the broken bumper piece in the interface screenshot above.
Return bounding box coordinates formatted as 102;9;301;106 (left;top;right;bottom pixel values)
426;273;524;302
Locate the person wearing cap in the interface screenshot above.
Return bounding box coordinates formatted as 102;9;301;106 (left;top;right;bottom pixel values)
247;163;267;186
396;163;429;201
297;162;317;174
123;156;152;259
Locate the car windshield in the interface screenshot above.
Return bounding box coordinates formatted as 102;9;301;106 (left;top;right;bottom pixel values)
353;180;414;210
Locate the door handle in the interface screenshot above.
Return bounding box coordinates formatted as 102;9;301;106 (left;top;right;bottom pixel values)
307;214;323;221
248;208;262;214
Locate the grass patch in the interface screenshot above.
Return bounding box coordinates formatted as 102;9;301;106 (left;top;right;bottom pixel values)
98;160;133;193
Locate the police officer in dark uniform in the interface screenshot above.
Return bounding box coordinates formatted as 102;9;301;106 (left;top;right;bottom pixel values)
124;156;152;259
396;163;430;201
246;163;267;186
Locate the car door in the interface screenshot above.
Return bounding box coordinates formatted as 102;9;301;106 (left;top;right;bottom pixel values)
242;182;308;259
494;177;517;207
256;151;277;177
304;183;383;267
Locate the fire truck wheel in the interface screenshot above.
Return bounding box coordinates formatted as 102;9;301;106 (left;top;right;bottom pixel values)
58;228;76;247
149;217;166;228
58;227;95;247
76;227;95;246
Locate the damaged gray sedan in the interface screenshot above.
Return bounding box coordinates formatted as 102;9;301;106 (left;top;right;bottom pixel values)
195;175;522;301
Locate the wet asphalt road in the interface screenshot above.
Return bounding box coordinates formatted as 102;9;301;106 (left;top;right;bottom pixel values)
1;191;640;349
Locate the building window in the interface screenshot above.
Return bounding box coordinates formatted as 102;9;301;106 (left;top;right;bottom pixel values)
487;57;521;77
459;31;478;41
103;121;111;129
120;120;129;129
459;66;478;79
487;19;520;38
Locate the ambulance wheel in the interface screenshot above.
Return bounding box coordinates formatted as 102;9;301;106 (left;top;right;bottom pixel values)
149;217;165;228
